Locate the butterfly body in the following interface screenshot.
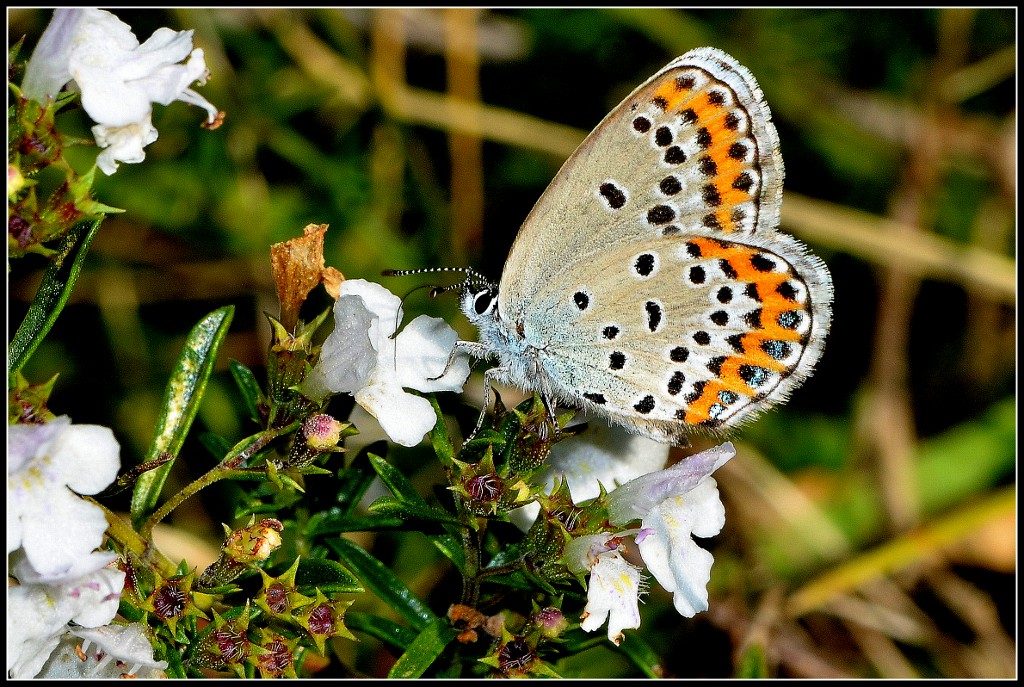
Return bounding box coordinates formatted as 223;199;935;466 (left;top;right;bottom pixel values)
454;47;833;446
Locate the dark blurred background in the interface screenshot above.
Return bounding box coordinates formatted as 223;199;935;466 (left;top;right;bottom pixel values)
8;8;1016;678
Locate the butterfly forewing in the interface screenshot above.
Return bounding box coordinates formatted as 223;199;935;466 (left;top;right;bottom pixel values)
500;48;784;326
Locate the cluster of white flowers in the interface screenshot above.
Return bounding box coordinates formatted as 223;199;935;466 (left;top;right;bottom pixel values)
21;8;220;175
560;441;734;644
7;418;167;678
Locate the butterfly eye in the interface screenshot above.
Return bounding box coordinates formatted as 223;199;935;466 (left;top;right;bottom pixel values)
473;288;497;315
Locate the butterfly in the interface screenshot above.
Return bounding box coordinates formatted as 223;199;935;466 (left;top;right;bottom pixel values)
391;47;833;447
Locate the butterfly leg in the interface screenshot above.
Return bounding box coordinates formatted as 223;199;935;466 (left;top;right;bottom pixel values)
463;365;510;443
427;340;491;382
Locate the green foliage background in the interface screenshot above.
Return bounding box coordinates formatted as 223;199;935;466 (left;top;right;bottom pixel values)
8;8;1016;678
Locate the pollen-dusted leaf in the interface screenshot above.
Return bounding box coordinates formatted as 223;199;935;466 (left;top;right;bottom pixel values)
130;306;235;523
270;223;340;331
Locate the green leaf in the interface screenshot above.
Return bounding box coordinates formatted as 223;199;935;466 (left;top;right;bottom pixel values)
428;396;454;466
344;612;419;652
368;453;465;571
326;537;436;632
198;432;233;460
130;306;235;523
295;557;364;594
368;453;425;505
308;513;408;535
229;359;264;424
9;217;102;377
368;497;463;525
334;441;386;518
616;632;665;679
387;616;458;678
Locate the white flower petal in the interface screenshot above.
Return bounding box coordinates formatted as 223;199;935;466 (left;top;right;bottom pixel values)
23;8;220;174
72;623;168;673
11;548;118;586
563;533;616;575
340;279;403;341
6;566;125;678
7;584;67;678
92;117;158;174
20;9;83;101
395;314;470;393
510;420;669;531
8;418;120;578
303;292;377;401
305;280;468;447
637;478;725;618
579;550;644;645
355;383;437;447
50;423;121;495
607;442;734;526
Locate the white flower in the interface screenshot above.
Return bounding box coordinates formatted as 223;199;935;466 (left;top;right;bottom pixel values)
34;624;168;679
21;8;221;174
7;565;125;679
564;534;645;646
511;420;670;530
8;416;121;581
608;442;734;618
562;443;734;642
303;279;471;447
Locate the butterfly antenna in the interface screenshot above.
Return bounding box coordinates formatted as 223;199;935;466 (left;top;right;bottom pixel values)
383;267;492;293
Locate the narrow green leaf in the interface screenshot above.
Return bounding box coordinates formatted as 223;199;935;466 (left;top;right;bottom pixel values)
368;497;463;525
387;616;458;678
368;453;426;505
326;537;436;632
616;631;664;679
367;454;465;571
295;557;363;594
228;359;264;423
130;306;235;523
198;432;232;460
9;217;102;376
334;441;386;518
344;612;418;652
428;396;454;466
309;513;410;535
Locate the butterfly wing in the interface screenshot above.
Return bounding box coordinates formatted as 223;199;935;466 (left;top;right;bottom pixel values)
495;47;832;443
499;47;785;322
519;232;831;444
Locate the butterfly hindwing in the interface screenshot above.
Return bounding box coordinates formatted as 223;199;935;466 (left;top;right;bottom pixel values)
524;232;830;439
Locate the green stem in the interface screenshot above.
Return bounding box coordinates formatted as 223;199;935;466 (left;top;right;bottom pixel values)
87;497;177;578
139;465;261;540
